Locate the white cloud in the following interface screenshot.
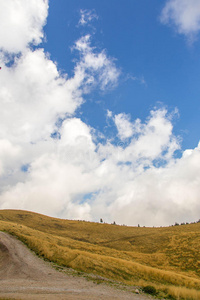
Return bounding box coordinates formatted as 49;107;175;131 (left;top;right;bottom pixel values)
0;140;21;176
57;118;98;170
0;153;94;219
161;0;200;40
114;113;141;140
129;109;176;160
74;35;120;90
78;9;98;26
100;108;180;165
107;110;113;118
0;117;100;219
115;113;133;140
0;49;82;144
0;0;48;53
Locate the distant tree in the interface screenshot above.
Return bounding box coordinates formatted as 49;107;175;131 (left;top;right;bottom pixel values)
100;218;103;223
175;222;179;226
138;224;140;227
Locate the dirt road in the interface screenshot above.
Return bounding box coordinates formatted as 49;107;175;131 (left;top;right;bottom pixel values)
0;232;154;300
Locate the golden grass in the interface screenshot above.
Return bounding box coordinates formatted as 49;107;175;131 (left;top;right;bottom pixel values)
167;286;200;300
0;209;200;299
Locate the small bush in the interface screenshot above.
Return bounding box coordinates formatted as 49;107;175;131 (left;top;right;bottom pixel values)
142;285;157;295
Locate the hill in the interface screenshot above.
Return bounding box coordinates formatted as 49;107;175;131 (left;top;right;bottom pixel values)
0;209;200;299
0;231;147;299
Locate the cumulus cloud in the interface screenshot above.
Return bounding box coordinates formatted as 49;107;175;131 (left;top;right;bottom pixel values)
0;140;21;176
161;0;200;41
0;49;83;145
114;113;134;140
0;0;48;53
74;35;120;90
0;152;95;219
113;113;142;141
99;109;180;165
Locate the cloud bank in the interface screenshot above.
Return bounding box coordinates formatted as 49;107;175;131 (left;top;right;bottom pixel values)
0;2;200;227
0;0;48;53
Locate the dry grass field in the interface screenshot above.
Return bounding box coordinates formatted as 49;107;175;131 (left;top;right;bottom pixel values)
0;209;199;299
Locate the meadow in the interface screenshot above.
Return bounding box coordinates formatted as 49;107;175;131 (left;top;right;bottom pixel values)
0;209;199;299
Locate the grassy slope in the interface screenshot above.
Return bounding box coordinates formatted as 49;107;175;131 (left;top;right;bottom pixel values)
0;209;200;299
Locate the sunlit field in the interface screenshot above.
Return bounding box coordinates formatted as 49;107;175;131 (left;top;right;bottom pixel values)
0;210;200;299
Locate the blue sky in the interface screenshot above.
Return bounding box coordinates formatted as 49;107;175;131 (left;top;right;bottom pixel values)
0;0;200;226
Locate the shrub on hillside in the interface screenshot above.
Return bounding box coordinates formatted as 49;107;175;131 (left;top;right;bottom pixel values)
142;285;157;295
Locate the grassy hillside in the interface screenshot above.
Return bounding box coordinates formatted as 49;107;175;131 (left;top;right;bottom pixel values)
0;209;200;299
